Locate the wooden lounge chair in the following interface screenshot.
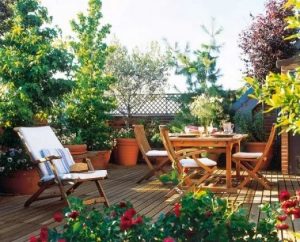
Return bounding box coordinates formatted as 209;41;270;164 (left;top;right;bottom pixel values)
159;125;217;196
133;125;170;183
15;126;109;207
232;125;276;189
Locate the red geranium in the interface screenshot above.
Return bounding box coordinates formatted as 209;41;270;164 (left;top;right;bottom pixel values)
53;211;64;222
163;237;175;242
281;200;297;209
276;223;289;230
119;201;127;208
40;226;48;242
174;203;181;217
123;208;136;219
68;210;80;219
58;239;66;242
29;236;38;242
132;216;143;225
120;215;132;230
120;208;142;231
277;214;287;222
292;207;300;219
279;190;290;201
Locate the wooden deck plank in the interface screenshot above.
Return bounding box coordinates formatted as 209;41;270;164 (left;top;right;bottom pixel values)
0;164;299;241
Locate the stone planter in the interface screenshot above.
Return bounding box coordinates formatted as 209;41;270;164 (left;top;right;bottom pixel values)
115;138;139;166
0;168;40;195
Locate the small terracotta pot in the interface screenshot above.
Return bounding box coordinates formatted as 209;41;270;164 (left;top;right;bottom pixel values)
245;142;272;170
116;138;139;166
0;168;40;195
89;150;112;169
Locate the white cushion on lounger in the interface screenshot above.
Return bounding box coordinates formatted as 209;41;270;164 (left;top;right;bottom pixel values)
146;150;168;157
180;158;217;167
232;152;262;159
41;170;108;182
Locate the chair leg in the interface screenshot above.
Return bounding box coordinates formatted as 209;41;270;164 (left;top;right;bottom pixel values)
66;182;82;195
95;180;109;207
24;184;50;207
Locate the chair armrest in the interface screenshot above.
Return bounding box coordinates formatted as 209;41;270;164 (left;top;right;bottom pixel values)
37;155;61;163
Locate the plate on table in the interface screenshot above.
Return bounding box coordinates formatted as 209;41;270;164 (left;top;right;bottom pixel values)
169;133;199;137
211;132;235;137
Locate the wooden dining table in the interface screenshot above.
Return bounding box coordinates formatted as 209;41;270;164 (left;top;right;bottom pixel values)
169;133;248;192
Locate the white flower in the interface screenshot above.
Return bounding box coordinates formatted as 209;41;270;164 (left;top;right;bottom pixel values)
7;157;13;162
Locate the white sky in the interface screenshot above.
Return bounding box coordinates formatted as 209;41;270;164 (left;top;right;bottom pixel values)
41;0;266;92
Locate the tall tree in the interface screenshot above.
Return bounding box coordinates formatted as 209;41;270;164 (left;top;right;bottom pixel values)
0;0;16;36
106;40;170;126
239;0;297;82
65;0;115;150
170;19;223;96
0;0;73;146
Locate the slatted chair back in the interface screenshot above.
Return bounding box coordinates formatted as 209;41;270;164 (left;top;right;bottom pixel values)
133;125;151;155
261;124;276;160
159;125;179;165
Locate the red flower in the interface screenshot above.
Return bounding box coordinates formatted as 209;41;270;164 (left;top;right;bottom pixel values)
292;207;300;219
205;211;212;218
40;227;48;242
132;216;143;225
276;223;289;230
163;237;175;242
279;190;290;201
29;236;38;242
174;203;181;217
281;200;297;209
53;211;64;222
183;168;189;174
283;208;293;215
120;215;132;230
123;208;136;219
68;210;80;219
119;201;127;208
277;215;287;222
58;239;66;242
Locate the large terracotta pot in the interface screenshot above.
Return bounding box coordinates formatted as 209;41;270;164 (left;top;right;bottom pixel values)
64;144;87;163
245;142;272;170
0;168;40;195
89;150;112;169
115;138;139;166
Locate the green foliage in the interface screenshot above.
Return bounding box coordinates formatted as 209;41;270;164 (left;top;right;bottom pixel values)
65;0;116;150
0;0;16;36
106;40;170;126
0;0;73;147
234;111;266;142
38;191;280;241
159;170;179;185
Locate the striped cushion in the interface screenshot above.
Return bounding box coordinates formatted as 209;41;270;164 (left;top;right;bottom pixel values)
40;148;75;176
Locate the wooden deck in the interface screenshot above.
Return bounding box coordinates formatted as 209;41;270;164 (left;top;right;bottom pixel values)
0;164;300;241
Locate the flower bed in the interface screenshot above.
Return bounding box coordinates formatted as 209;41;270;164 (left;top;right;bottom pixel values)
28;189;300;242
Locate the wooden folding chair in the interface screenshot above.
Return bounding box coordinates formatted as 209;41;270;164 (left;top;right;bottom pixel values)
159;125;217;196
133;125;170;183
232;125;276;189
15;126;109;207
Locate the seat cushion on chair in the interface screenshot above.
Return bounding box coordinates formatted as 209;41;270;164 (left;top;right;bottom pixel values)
232;152;262;159
180;158;217;167
146;150;168;157
40;170;108;182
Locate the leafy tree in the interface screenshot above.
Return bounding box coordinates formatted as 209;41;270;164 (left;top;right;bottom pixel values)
106;40;170;126
0;0;16;36
0;0;73;146
65;0;115;150
169;19;223;95
239;0;297;82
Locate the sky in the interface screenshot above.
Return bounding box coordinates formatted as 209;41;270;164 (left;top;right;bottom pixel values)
41;0;266;92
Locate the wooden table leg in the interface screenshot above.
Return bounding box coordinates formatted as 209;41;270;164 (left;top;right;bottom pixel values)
226;142;233;189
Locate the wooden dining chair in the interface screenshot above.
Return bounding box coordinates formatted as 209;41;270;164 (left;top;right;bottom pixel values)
133;125;170;183
232;125;276;189
159;125;217;196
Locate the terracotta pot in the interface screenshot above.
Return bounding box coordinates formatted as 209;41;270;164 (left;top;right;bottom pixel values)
89;150;112;169
245;142;272;170
0;168;40;195
64;144;87;163
116;138;139;166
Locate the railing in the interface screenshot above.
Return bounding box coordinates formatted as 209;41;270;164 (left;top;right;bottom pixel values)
112;93;182;116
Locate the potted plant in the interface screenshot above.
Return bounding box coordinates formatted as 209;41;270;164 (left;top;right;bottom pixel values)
234;110;271;169
0;148;39;195
114;128;139;166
